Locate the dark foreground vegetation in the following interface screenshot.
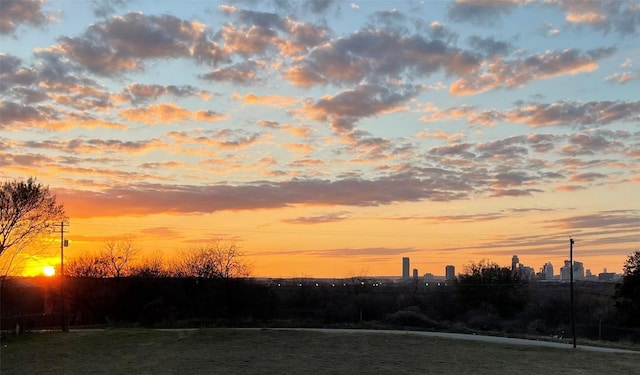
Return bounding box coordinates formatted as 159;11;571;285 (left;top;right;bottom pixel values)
2;177;639;345
2;329;638;375
2;273;639;345
2;251;639;347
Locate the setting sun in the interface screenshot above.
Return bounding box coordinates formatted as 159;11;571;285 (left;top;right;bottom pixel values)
43;266;56;277
0;0;638;279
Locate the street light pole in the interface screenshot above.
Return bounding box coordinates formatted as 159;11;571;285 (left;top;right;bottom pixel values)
570;237;576;348
60;221;68;332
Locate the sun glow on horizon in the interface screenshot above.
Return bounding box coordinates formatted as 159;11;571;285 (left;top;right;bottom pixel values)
1;0;638;279
43;266;56;277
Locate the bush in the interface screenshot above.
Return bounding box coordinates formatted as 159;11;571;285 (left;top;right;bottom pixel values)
464;303;502;331
385;307;439;328
527;318;547;335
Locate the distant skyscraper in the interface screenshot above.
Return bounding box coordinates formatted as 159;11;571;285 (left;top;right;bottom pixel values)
543;262;554;280
402;257;410;279
511;255;519;271
413;268;418;279
586;269;598;281
560;260;572;281
445;265;455;281
574;261;584;280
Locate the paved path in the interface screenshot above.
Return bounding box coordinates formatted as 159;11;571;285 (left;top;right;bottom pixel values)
63;326;639;354
259;328;640;354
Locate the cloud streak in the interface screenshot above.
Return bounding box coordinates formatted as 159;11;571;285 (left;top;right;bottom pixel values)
57;174;474;217
2;1;637;276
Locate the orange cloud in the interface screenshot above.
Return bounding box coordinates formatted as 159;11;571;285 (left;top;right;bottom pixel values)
566;11;607;24
569;172;608;183
0;102;129;131
287;159;325;167
282;124;313;137
220;24;281;55
19;137;167;154
282;65;326;87
554;185;586;192
419;105;475;122
450;49;608;96
417;129;466;142
119;103;226;124
233;92;297;107
298;84;417;132
0;0;49;35
195;110;228;122
54;13;212;76
139;161;188;169
115;83;212;103
281;143;315;154
605;71;640;84
166;129;262;151
120;103;192;124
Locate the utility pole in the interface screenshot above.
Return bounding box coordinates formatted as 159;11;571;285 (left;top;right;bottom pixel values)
59;221;69;332
570;237;576;348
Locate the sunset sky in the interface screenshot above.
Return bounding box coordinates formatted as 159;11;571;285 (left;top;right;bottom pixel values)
1;0;639;278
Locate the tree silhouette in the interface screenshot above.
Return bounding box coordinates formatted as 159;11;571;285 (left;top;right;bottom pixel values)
0;177;66;257
455;259;527;319
177;241;249;279
615;250;640;327
66;252;111;278
66;239;139;278
129;256;168;278
103;239;139;278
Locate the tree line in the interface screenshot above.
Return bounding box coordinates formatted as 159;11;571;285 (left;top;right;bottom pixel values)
65;239;249;279
39;255;637;344
1;177;639;342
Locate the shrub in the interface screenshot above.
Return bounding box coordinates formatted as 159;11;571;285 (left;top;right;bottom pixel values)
385;307;439;328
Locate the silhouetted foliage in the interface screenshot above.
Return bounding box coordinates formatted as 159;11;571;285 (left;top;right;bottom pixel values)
0;178;66;257
615;250;640;327
66;254;110;278
6;251;640;343
129;256;169;278
455;260;527;319
4;273;640;343
385;306;440;329
176;241;249;279
623;251;640;276
103;239;139;277
62;276;278;327
66;239;139;278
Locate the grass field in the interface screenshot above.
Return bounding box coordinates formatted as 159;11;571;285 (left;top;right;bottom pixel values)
1;329;639;374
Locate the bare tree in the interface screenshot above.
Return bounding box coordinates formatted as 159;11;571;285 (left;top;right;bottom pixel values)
213;241;250;279
66;252;110;278
103;239;139;277
177;248;219;278
177;241;249;279
0;178;66;257
0;236;57;277
0;244;25;278
129;255;168;278
66;238;139;278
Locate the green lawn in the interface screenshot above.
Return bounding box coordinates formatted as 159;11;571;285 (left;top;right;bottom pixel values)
1;329;638;374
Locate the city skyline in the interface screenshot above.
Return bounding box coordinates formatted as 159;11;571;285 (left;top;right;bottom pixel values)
1;1;639;277
400;255;616;281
